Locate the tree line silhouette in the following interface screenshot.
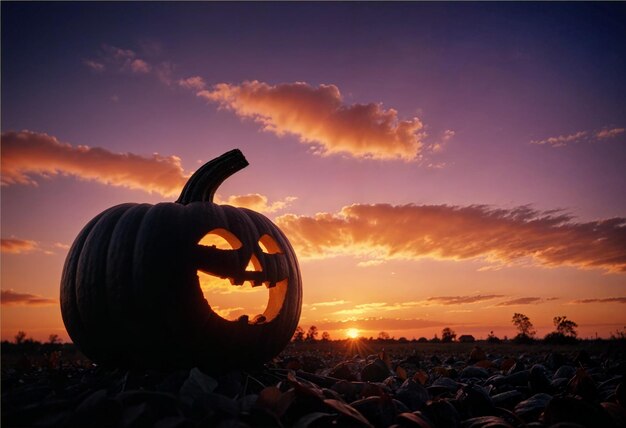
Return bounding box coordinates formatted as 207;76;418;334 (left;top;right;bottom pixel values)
289;313;626;344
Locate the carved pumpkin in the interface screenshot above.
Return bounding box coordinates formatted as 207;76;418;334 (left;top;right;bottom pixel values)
60;150;302;368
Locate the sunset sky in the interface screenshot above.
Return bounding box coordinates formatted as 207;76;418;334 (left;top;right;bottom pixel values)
2;2;625;342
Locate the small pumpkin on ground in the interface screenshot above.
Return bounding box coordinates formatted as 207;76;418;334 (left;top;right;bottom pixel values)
60;149;302;369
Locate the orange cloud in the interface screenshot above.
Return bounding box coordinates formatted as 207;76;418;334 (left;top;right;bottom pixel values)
1;238;39;254
1;289;57;306
215;193;297;213
307;300;349;307
1;238;71;256
1;130;188;197
426;295;505;305
276;204;626;272
198;81;425;160
316;317;451;332
570;297;626;304
495;297;543;306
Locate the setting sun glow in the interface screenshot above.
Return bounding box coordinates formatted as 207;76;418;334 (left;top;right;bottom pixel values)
346;328;360;339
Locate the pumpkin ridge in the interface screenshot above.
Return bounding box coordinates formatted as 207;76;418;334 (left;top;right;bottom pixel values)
131;202;186;363
60;207;116;359
76;203;136;362
106;203;152;364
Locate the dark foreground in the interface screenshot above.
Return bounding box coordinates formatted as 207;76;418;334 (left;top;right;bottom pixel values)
2;340;625;428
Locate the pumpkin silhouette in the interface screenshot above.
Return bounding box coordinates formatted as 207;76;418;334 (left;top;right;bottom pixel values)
60;149;302;368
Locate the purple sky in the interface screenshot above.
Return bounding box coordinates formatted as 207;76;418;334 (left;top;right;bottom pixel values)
2;2;625;341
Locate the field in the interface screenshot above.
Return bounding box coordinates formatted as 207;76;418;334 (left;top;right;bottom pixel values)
2;339;625;427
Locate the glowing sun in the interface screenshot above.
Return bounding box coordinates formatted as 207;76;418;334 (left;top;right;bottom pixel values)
346;328;360;339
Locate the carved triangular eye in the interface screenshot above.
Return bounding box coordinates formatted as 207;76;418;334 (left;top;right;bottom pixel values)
199;228;242;250
258;234;282;254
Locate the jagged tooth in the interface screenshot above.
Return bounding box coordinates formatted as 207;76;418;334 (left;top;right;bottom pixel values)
252;314;267;324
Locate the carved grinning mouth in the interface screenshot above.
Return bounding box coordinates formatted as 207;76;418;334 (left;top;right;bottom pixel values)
196;229;289;323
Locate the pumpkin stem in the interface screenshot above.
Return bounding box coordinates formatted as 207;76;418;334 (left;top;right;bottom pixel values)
176;149;249;204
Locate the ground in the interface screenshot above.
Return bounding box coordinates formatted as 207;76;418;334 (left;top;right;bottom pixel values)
2;339;625;427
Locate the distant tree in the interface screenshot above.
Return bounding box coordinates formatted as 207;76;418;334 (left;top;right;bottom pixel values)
305;325;319;342
486;331;501;344
417;337;429;343
544;315;579;345
441;327;456;343
430;334;441;343
398;337;408;343
378;331;391;341
512;313;535;337
15;331;26;344
553;316;578;337
48;334;61;344
292;326;305;343
321;331;331;342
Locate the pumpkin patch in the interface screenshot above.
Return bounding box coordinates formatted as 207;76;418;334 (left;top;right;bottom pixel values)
60;149;302;369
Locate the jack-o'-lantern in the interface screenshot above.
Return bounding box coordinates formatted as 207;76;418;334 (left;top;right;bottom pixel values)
60;149;302;368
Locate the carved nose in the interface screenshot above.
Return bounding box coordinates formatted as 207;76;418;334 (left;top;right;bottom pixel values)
245;254;262;272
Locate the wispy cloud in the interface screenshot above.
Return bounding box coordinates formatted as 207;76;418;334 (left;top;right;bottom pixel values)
332;302;401;316
215;193;297;213
86;44;152;75
330;300;446;316
84;44;177;87
429;129;455;153
596;127;625;139
531;127;624;147
130;59;151;74
316;317;450;332
569;297;626;304
155;62;175;86
426;295;506;305
531;131;588;147
495;297;543;306
1;238;39;254
308;300;349;307
1;238;69;256
1;289;57;306
83;59;105;72
1;130;188;197
198;80;425;161
179;76;207;91
276;204;626;273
